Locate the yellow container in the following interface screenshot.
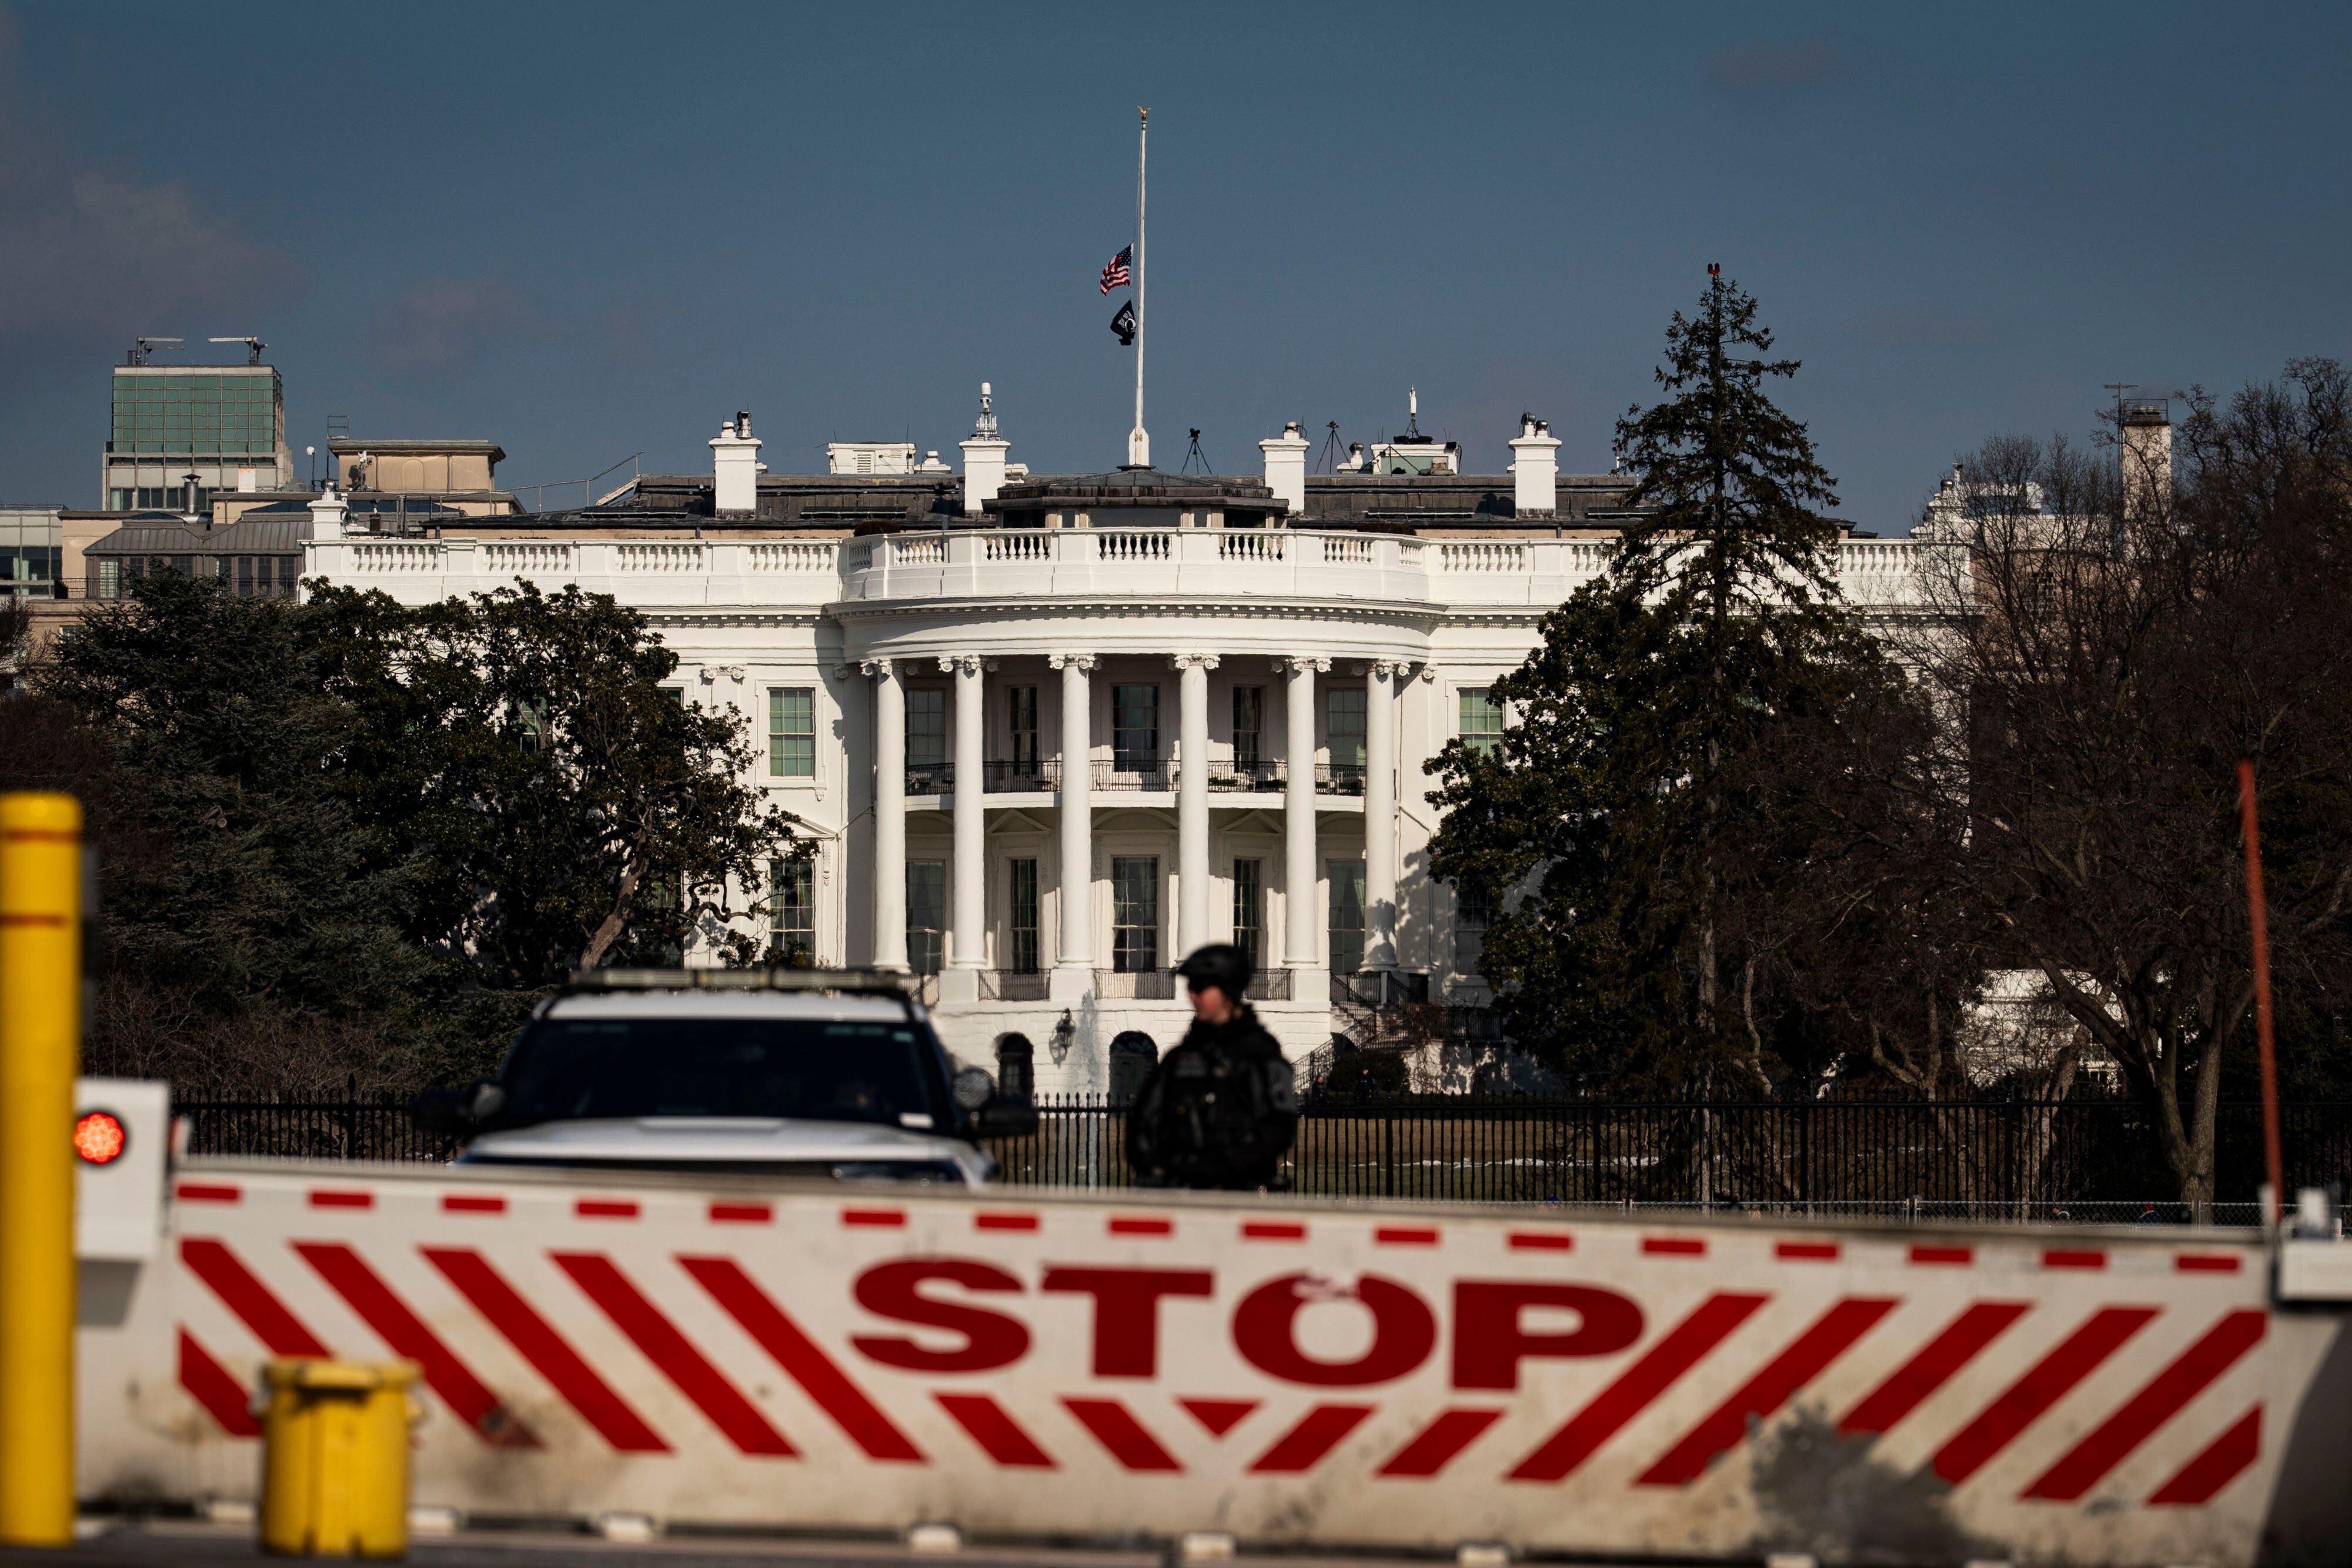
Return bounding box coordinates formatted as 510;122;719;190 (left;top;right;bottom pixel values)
257;1359;420;1559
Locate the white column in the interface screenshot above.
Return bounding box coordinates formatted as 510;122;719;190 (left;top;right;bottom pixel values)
943;654;987;1001
1365;660;1399;971
1281;656;1326;972
867;658;907;971
1051;653;1096;999
1174;653;1218;958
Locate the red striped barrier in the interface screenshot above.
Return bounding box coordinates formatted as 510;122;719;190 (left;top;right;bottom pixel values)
69;1165;2352;1566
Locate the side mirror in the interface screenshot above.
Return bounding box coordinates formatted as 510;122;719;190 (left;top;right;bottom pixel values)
409;1079;503;1137
972;1097;1039;1138
951;1066;995;1112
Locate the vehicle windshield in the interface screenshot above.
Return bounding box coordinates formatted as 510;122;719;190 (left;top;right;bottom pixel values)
496;1014;948;1129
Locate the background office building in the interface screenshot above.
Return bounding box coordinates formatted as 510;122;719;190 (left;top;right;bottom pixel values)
101;346;291;512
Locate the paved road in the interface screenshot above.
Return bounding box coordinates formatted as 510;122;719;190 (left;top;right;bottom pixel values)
0;1522;1576;1568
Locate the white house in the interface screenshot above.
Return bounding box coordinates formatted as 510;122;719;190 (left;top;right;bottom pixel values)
304;392;1929;1095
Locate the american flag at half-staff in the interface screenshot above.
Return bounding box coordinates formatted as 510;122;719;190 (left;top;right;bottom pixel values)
1100;245;1132;295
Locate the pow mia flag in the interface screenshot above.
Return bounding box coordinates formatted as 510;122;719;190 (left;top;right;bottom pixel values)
1110;299;1137;346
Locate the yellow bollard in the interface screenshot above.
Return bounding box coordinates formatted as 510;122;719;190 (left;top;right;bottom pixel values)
258;1359;420;1559
0;792;81;1547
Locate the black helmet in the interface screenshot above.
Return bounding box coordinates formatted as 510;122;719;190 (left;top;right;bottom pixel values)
1174;942;1252;1001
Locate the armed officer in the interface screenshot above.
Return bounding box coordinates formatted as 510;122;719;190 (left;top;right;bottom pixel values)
1125;943;1300;1191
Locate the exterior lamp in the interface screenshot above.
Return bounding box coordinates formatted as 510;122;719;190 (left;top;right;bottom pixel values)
1050;1009;1075;1066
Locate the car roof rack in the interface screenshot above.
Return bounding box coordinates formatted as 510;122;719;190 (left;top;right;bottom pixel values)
558;967;920;1005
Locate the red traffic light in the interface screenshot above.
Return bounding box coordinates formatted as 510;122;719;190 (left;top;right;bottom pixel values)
74;1110;128;1166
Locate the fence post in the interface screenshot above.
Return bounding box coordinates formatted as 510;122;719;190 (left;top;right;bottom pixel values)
0;793;81;1547
1382;1111;1396;1200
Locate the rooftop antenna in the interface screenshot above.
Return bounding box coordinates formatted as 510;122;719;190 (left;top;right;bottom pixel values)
1402;386;1424;442
1125;107;1151;469
973;381;998;439
2102;382;2138;426
128;336;183;366
1181;429;1211;474
1316;420;1347;474
208;336;266;365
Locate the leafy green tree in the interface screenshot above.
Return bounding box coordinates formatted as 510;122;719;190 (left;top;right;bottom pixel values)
29;573;806;1094
1426;271;1876;1092
308;582;804;988
31;572;457;1088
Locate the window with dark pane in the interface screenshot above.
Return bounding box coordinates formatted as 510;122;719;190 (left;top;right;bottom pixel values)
1009;858;1040;974
769;857;816;965
1112;684;1158;773
769;687;816;777
1232;858;1263;974
1112;857;1159;972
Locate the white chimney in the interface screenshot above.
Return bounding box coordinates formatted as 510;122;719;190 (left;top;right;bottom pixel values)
711;410;763;515
2120;399;2173;523
308;483;348;541
959;382;1010;517
1258;421;1309;518
1508;413;1560;517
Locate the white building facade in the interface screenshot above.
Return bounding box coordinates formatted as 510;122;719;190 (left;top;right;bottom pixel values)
303;402;1928;1093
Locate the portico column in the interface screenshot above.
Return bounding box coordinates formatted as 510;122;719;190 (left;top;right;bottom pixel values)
1365;660;1400;971
1173;653;1218;959
1050;653;1097;999
867;658;908;971
1280;656;1327;971
943;654;987;1002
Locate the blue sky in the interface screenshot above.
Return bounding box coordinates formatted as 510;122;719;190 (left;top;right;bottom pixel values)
2;2;2347;530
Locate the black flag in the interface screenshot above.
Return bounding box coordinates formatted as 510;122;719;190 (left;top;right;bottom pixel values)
1110;299;1136;346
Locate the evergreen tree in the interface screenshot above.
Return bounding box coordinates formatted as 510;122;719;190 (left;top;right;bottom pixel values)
1426;271;1875;1090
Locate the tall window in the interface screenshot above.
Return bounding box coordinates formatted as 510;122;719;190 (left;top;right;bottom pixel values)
769;687;816;777
1459;688;1504;759
1232;687;1264;768
1112;857;1159;972
907;689;947;775
1008;686;1040;774
769;857;815;965
1328;688;1367;780
1009;858;1040;974
1456;880;1491;928
1232;858;1263;975
96;559;121;599
907;861;946;976
1112;684;1159;773
1328;858;1366;976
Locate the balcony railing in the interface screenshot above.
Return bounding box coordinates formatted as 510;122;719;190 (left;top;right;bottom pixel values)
981;760;1060;793
981;969;1050;1001
1317;762;1366;796
1094;760;1174;792
1244;969;1292;1002
1332;970;1430;1008
1205;760;1285;793
1095;968;1177;1001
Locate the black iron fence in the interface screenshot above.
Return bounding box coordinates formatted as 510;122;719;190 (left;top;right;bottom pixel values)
179;1095;455;1164
172;1093;2352;1221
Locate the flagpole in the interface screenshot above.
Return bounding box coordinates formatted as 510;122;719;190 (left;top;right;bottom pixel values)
1128;106;1149;469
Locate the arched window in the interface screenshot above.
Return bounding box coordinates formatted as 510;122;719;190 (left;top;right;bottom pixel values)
1108;1031;1158;1106
995;1034;1035;1102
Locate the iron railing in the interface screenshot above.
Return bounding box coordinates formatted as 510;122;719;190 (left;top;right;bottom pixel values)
981;760;1058;792
1317;762;1365;795
981;969;1051;1001
1094;968;1177;1000
1094;760;1173;791
1244;969;1292;1001
1206;760;1286;792
171;1094;2352;1222
977;1096;2352;1212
